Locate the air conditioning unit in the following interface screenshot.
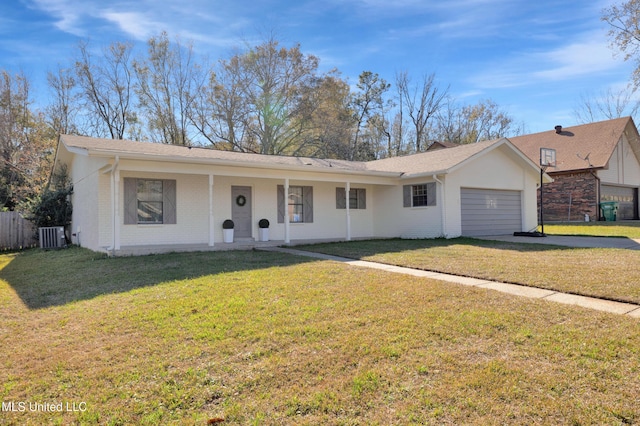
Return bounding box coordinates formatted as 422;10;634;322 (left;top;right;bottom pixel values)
39;226;66;249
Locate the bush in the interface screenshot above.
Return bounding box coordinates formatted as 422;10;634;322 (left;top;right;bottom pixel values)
27;165;73;229
223;219;234;229
258;218;270;228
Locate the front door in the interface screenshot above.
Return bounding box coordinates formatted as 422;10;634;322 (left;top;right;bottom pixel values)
231;186;252;238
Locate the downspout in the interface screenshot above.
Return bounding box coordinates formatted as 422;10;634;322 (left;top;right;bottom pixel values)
433;174;446;237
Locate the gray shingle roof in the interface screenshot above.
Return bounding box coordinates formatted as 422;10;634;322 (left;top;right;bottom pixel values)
367;138;504;176
59;134;513;177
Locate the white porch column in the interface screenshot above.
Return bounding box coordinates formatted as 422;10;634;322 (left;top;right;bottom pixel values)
345;181;351;241
113;156;120;251
208;174;215;246
284;178;290;244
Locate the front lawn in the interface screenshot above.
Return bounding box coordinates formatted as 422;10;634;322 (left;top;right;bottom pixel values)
1;247;639;425
297;238;640;305
543;221;640;238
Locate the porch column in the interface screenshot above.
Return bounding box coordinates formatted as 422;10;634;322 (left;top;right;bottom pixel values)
113;156;121;251
208;174;215;246
284;178;290;244
345;181;351;241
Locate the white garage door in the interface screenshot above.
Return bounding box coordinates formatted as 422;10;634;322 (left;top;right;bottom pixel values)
461;188;522;236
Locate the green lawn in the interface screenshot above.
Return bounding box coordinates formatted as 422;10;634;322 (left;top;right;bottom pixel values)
543;221;640;238
296;237;640;305
1;247;639;425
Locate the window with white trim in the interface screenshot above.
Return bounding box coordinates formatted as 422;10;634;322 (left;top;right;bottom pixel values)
336;188;366;209
277;185;314;223
403;183;436;207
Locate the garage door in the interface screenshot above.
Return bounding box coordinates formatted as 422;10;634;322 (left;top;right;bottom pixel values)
461;188;522;236
601;185;638;220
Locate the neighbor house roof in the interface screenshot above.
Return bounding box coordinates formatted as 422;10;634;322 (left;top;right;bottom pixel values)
508;117;640;173
58;134;542;179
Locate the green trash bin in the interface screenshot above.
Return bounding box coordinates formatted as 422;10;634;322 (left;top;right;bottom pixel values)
599;201;618;221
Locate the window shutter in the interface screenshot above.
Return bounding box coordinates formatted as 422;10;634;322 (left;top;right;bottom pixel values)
277;185;285;223
336;187;346;209
427;182;437;206
358;189;366;209
123;178;137;224
403;185;411;208
163;180;177;224
303;186;313;223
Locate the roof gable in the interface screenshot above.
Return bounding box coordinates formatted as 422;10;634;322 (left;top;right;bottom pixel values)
509;117;636;173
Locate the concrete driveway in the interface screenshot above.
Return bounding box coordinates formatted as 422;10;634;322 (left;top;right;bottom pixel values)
474;234;640;249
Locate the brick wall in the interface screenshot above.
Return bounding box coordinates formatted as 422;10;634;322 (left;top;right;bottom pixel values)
540;171;599;222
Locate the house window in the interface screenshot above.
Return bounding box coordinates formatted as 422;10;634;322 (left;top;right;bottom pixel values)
412;184;429;207
124;178;177;225
336;188;366;209
137;180;164;223
403;183;436;208
277;185;313;223
288;186;304;223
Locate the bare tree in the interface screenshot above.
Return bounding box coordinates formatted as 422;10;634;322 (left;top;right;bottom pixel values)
603;0;640;87
396;71;448;152
237;37;322;155
46;67;81;135
134;32;205;145
190;56;249;150
74;40;136;139
573;86;640;123
350;71;390;160
436;98;521;144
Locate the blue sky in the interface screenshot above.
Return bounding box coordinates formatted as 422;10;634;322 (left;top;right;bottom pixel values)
0;0;633;133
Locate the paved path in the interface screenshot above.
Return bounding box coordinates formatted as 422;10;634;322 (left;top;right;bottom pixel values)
261;247;640;318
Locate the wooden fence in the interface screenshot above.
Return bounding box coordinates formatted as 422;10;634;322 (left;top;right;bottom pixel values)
0;211;37;251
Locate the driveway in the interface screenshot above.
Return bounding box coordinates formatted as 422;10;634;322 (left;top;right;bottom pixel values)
474;234;640;250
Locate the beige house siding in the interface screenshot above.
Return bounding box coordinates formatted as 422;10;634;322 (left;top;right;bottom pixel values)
598;135;640;185
70;155;107;250
372;181;443;239
443;145;540;236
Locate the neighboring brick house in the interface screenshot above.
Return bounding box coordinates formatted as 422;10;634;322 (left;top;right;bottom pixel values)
509;117;640;222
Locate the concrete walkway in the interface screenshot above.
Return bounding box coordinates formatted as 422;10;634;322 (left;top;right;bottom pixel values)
261;247;640;318
474;234;640;249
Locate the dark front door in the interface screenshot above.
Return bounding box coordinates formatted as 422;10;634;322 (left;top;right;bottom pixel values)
231;186;252;238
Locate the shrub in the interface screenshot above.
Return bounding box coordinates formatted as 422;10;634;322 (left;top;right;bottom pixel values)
258;218;270;228
223;219;234;229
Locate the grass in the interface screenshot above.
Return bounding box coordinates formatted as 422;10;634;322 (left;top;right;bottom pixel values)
296;237;640;305
543;221;640;238
1;246;639;425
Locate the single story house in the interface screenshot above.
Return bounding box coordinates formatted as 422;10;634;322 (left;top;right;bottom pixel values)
53;134;549;255
509;117;640;221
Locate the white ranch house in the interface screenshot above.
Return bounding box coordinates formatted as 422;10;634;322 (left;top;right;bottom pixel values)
54;135;550;255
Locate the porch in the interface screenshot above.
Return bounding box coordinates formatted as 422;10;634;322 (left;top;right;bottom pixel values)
106;237;355;256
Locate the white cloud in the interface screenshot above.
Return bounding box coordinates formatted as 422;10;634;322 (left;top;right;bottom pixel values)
471;31;624;89
29;0;89;36
100;11;161;40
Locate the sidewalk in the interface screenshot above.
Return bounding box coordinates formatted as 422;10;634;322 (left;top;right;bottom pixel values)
474;234;640;249
261;247;640;318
